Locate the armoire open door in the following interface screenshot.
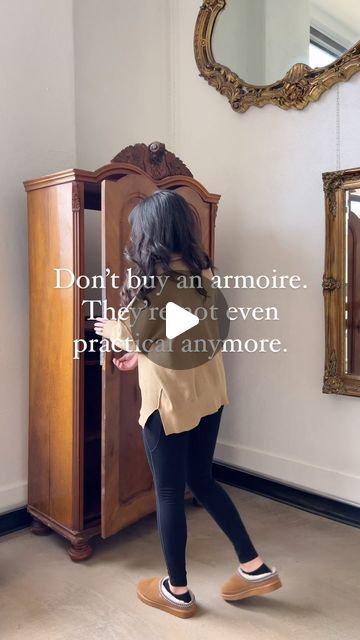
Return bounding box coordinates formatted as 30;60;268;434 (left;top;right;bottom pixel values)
101;174;158;538
100;169;219;538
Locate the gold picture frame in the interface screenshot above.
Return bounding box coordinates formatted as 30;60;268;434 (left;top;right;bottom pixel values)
194;0;360;113
322;168;360;397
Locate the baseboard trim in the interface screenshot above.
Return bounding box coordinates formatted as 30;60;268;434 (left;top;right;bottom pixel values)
213;462;360;528
1;466;359;537
0;507;32;537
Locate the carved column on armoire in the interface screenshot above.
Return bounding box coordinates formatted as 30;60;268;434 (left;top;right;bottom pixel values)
24;142;221;560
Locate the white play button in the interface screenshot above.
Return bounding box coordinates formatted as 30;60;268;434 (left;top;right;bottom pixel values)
165;302;199;340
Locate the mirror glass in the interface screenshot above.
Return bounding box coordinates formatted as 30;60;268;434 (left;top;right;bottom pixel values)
345;189;360;376
212;0;360;86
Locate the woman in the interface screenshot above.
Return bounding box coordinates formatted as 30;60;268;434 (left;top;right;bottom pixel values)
94;190;281;619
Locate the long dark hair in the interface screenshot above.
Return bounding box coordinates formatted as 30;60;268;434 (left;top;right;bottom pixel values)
120;189;212;305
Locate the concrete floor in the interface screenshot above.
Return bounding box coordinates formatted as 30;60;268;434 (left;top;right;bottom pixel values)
0;485;359;640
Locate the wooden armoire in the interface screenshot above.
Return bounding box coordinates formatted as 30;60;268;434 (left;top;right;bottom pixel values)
24;142;220;560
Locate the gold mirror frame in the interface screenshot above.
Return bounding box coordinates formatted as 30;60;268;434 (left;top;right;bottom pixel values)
194;0;360;113
322;168;360;397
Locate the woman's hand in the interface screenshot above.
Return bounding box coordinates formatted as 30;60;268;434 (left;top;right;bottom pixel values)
94;317;108;336
113;352;138;371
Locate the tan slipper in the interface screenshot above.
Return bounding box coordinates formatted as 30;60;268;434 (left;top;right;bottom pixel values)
221;566;282;601
137;576;197;618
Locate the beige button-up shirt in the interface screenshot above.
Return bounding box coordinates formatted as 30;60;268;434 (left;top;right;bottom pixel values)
101;257;229;435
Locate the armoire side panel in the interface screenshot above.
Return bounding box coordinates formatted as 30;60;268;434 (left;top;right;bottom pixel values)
27;182;84;531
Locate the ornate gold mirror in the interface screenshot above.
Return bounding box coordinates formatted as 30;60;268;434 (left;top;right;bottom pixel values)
194;0;360;112
323;168;360;397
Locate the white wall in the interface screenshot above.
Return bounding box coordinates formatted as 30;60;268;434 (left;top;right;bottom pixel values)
175;0;360;505
71;0;360;506
0;0;172;515
73;0;172;168
1;0;359;514
0;0;76;513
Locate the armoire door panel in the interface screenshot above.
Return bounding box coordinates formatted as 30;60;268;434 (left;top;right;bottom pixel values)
101;174;158;538
173;186;214;258
100;174;215;537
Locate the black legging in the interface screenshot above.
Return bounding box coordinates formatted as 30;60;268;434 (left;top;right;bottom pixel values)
142;406;258;586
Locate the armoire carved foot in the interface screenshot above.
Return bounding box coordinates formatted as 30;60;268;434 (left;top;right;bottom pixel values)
30;517;52;535
68;540;93;562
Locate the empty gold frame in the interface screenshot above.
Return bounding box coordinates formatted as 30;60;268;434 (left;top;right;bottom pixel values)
323;168;360;397
194;0;360;113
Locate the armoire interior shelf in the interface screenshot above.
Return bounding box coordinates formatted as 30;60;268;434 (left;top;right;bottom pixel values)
24;141;220;560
